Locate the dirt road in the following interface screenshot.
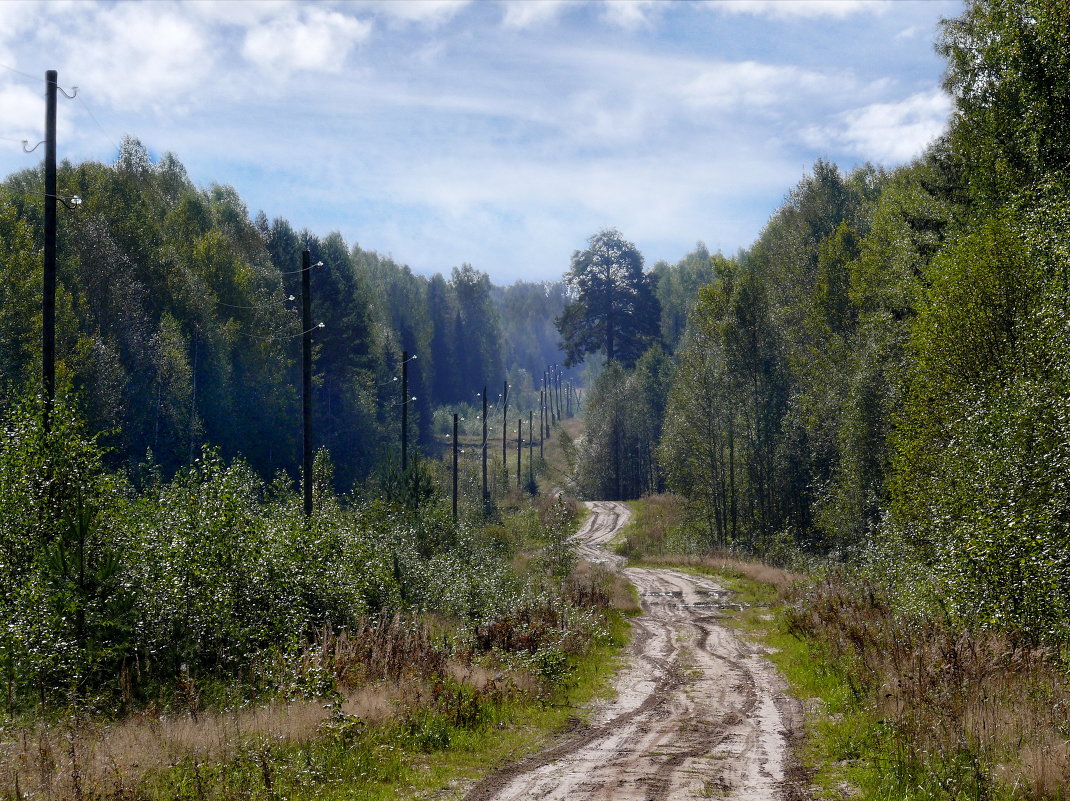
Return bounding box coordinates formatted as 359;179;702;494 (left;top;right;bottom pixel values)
466;500;806;801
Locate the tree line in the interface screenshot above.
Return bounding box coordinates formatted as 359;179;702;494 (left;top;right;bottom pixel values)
571;0;1070;647
0;145;577;489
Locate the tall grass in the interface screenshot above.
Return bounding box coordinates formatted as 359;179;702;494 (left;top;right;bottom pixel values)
0;397;630;800
618;492;1070;800
786;571;1070;800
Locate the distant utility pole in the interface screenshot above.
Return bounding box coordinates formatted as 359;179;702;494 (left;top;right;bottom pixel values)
539;388;545;459
549;366;554;422
546;370;555;425
42;70;58;431
528;410;534;490
481;386;488;508
301;249;313;518
544;374;551;437
401;350;409;472
501;380;509;483
516;417;522;489
452;412;459;523
556;366;563;420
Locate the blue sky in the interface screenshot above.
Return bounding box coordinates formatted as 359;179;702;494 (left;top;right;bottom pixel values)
0;0;962;283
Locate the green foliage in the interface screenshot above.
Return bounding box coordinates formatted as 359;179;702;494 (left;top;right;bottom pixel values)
940;0;1070;208
557;228;661;368
0;147;571;494
892;190;1070;644
0;192;37;398
652;243;726;351
0;394;604;714
373;453;441;512
654;0;1070;659
492;280;577;389
0;396;130;703
576;347;673;500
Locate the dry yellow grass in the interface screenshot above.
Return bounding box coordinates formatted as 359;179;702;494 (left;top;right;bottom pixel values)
791;575;1070;798
688;553;801;596
618;493;803;599
0;684;399;800
0;616;498;800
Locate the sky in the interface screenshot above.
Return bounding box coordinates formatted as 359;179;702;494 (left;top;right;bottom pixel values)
0;0;963;284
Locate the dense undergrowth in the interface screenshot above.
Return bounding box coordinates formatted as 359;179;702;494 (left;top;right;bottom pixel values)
0;396;627;800
619;494;1070;801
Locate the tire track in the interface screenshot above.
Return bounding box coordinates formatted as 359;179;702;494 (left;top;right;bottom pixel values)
464;500;807;801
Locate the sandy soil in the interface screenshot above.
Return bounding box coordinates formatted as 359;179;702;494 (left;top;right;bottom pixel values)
465;500;807;801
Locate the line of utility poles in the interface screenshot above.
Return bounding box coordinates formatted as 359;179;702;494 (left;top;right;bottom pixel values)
30;66;579;523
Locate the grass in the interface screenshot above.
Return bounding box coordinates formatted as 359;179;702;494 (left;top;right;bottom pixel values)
0;497;632;801
0;614;630;801
618;494;1070;801
536;417;583;497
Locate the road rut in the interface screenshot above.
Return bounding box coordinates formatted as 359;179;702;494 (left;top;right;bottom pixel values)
465;500;806;801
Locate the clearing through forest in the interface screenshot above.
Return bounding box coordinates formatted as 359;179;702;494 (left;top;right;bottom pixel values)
465;500;807;801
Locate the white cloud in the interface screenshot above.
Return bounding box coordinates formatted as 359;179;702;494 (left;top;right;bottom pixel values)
242;7;372;75
708;0;889;19
185;0;297;26
49;2;215;111
0;0;36;56
803;89;952;163
0;83;43;143
0;0;959;281
680;61;835;109
600;0;664;30
362;0;471;25
502;0;573;29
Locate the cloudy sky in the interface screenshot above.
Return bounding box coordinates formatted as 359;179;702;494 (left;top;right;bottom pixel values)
0;0;962;283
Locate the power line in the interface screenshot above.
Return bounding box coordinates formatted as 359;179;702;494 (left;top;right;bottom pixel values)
1;64;119;156
75;92;121;154
235;323;325;341
217;296;296;311
0;62;44;84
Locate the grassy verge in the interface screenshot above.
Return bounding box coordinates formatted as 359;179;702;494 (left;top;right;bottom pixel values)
137;611;631;801
536;417;583;496
0;495;633;801
618;494;1070;801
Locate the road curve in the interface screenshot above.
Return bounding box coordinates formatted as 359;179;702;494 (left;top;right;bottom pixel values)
465;500;806;801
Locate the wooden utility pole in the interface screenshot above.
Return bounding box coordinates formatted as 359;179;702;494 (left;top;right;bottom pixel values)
528;410;534;490
516;417;522;489
539;388;545;459
301;249;313;518
42;70;58;430
452;412;459;523
556;366;563;420
481;386;488;508
401;350;409;472
546;370;555;424
545;375;551;436
549;366;555;421
501;380;509;483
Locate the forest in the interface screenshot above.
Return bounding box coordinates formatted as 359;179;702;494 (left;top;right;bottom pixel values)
0;144;588;489
578;0;1070;650
2;0;1069;798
